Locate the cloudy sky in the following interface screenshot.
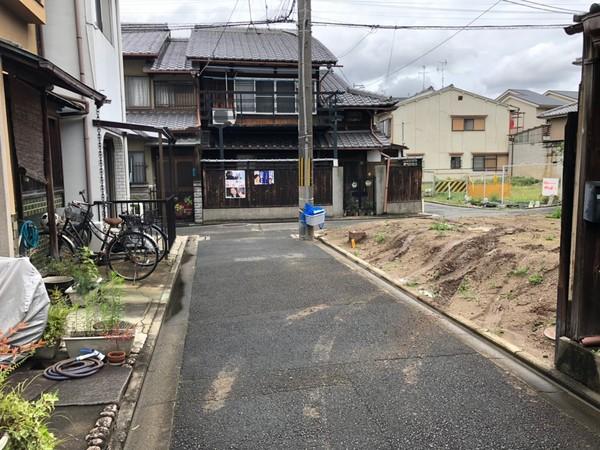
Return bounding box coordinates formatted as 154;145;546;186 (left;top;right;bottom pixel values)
119;0;589;98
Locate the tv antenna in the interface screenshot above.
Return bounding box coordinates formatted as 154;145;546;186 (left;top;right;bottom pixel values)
419;65;429;90
437;60;448;88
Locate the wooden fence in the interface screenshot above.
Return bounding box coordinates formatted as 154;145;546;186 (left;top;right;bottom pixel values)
203;161;332;209
387;159;422;203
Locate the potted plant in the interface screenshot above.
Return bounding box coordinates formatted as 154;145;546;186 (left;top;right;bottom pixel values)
174;201;186;219
41;257;75;294
63;247;101;306
36;291;73;360
63;273;135;358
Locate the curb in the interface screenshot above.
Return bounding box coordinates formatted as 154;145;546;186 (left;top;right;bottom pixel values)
108;235;189;450
318;235;600;410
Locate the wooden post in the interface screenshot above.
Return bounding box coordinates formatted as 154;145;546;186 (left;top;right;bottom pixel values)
565;9;600;338
556;111;578;340
158;133;166;201
42;92;58;257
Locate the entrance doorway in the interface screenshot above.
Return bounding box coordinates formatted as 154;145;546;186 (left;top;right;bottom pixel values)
342;159;376;215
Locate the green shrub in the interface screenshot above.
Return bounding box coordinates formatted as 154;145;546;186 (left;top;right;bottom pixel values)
430;221;454;232
528;273;544;285
511;176;540;186
0;370;58;450
547;208;562;219
510;267;529;277
374;233;386;244
42;291;74;347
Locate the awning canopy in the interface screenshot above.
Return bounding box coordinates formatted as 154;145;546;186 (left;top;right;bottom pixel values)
0;38;106;107
92;119;176;142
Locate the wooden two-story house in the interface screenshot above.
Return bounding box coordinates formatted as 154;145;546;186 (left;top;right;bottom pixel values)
122;24;403;221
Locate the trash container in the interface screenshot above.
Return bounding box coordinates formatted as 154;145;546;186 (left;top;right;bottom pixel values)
301;203;326;228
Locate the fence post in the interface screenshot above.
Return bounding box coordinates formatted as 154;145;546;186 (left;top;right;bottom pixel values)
432;174;437;196
501;166;506;205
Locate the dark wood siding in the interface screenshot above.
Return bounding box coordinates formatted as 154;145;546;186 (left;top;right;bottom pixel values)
203;161;332;209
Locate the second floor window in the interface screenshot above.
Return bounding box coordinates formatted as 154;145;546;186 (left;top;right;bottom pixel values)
125;76;150;108
378;118;391;138
452;117;485;131
234;78;316;115
155;82;195;108
451;156;462;169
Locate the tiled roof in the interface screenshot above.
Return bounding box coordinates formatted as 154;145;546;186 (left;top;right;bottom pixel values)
122;23;169;56
502;89;566;108
320;71;397;108
146;39;192;72
214;130;389;150
546;90;578;100
186;28;336;64
538;101;578;119
126;111;199;131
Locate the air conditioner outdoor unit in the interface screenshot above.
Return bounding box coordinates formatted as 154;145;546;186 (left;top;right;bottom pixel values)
212;108;236;126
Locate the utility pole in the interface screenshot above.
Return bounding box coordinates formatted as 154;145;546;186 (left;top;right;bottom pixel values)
419;65;429;90
298;0;314;240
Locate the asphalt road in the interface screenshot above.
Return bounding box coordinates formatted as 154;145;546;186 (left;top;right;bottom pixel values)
170;224;598;449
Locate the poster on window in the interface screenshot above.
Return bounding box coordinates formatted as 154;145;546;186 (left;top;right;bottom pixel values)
225;170;246;199
253;170;275;185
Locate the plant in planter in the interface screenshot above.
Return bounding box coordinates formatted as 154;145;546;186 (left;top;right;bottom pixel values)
71;247;101;296
0;367;58;450
63;273;135;358
41;257;76;294
37;291;73;360
0;324;45;371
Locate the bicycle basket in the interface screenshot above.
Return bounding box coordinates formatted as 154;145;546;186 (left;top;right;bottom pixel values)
64;204;91;223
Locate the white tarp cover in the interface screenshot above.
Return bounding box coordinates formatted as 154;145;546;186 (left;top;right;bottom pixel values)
0;257;49;362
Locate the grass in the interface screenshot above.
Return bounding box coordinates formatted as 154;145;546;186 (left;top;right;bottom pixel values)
528;273;544;285
510;267;529;277
430;192;466;206
374;232;386;244
547;208;562;219
406;280;419;288
430;221;454;232
427;182;550;206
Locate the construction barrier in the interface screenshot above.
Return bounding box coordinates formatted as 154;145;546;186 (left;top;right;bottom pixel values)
434;179;467;195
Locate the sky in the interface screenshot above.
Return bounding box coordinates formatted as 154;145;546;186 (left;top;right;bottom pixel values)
119;0;589;99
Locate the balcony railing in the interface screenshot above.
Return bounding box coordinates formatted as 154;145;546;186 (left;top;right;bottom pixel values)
200;90;316;124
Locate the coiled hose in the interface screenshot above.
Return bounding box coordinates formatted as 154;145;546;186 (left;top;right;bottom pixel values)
19;220;40;250
43;357;104;381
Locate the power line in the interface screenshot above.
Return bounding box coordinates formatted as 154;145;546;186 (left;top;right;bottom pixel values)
510;0;582;14
337;27;377;58
501;0;577;14
312;21;570;30
197;0;241;77
364;0;503;88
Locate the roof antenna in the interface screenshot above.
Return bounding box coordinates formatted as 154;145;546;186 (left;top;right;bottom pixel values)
247;0;258;33
265;0;271;29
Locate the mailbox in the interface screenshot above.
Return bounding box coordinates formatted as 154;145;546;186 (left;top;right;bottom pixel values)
583;181;600;223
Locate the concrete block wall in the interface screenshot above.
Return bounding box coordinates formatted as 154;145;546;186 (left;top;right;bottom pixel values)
332;166;344;217
112;135;130;200
193;180;203;224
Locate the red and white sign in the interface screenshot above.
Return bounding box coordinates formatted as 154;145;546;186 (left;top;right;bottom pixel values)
542;178;560;197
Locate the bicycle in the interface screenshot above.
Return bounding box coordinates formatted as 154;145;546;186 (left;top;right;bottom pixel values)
59;200;159;281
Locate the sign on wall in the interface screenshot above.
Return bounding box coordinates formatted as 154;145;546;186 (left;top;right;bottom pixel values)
225;170;246;199
254;170;275;185
542;178;560;197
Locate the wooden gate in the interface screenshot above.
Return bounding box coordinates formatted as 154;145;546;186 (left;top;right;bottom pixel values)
387;159;422;203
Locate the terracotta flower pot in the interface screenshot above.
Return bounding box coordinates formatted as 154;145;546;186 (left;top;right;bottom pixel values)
107;351;126;365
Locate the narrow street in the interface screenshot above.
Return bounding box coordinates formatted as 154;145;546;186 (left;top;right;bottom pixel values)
165;223;600;449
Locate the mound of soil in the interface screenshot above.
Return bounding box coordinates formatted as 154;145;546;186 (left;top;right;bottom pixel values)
327;215;561;367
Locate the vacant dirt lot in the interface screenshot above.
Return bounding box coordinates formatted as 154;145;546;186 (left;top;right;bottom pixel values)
326;215;561;367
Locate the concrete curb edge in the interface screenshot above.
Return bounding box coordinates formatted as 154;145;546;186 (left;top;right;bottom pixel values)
317;235;600;410
109;235;190;449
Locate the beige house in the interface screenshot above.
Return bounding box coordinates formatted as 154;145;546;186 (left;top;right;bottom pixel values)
389;85;512;182
496;89;572;133
510;101;576;180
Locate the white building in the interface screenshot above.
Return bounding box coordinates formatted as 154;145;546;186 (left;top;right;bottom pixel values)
42;0;129;204
389;85;512;182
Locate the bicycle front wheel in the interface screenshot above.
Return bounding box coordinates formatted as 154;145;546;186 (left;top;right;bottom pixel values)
107;231;159;281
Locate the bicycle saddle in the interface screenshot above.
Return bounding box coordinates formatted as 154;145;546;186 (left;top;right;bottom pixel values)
104;217;123;227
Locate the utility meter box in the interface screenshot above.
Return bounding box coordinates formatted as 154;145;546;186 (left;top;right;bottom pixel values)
583;181;600;223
